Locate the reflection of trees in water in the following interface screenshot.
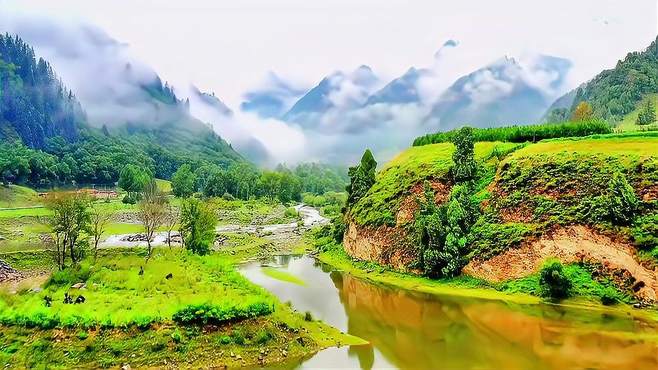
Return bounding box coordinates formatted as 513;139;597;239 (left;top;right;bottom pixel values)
274;254;292;266
331;273;658;370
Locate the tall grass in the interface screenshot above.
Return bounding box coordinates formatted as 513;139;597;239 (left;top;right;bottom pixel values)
413;120;612;146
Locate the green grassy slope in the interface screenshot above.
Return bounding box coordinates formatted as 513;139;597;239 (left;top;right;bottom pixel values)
617;94;658;132
349;133;658;260
349;141;521;226
0;185;41;208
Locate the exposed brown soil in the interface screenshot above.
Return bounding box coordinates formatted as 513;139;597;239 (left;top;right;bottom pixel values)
396;180;451;225
345;180;452;270
640;184;658;202
343;220;415;270
463;225;658;302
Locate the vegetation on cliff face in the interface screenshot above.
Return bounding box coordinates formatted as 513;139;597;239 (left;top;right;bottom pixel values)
343;122;658;303
348;141;518;226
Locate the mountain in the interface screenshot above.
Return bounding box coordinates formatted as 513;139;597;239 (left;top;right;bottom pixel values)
541;88;577;122
364;67;430;106
283;65;380;124
547;36;658;122
427;55;571;129
0;34;84;149
240;72;307;119
0;34;244;185
192;86;232;116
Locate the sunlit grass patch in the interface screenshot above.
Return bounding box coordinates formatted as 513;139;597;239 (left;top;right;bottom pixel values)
262;267;306;286
617;94;658;132
0;249;274;328
351;141;519;226
0;185;40;208
510;134;658;158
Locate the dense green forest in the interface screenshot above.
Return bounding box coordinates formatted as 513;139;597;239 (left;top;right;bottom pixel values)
545;36;658;122
0;34;244;186
0;34;83;148
168;162;347;203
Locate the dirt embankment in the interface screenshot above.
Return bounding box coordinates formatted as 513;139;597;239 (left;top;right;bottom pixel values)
464;226;658;302
344;180;451;270
343;222;413;270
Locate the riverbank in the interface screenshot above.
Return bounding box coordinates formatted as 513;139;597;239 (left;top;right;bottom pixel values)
241;253;658;368
0;237;363;368
315;240;658;325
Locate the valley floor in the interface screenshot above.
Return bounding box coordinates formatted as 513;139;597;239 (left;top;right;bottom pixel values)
0;197;360;368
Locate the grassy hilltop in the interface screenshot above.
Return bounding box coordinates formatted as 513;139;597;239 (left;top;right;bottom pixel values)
341;125;658;306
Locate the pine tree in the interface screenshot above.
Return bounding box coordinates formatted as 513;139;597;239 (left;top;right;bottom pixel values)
347;149;377;205
451;127;476;182
636;99;656;125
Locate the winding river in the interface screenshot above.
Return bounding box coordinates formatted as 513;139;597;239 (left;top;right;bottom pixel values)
99;204;328;248
242;255;658;370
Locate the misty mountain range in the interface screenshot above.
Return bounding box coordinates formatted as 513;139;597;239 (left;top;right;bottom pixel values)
0;17;594;165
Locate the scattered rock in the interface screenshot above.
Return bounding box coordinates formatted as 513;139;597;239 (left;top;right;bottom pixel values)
235;354;242;361
0;235;5;241
165;273;173;280
0;259;22;282
71;283;86;289
31;287;43;293
633;303;642;309
120;364;131;370
230;351;235;357
121;234;151;243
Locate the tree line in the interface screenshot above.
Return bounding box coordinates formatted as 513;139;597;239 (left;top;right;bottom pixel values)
45;181;218;270
412;119;611;146
168;162;347;203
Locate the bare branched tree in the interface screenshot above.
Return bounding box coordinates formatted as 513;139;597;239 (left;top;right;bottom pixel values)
164;205;179;249
137;180;168;261
90;205;112;261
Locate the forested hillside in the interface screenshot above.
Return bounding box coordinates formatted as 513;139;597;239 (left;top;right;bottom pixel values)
0;34;244;187
0;34;83;148
545;36;658;122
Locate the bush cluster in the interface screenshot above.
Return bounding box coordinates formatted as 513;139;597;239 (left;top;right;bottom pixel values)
172;302;273;325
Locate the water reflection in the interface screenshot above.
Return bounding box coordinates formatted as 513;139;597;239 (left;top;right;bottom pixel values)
241;256;658;369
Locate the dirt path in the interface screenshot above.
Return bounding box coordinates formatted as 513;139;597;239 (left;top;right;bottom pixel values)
463;226;658;302
98;204;329;249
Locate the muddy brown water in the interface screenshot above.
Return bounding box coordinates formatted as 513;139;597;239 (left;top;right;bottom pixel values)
241;255;658;370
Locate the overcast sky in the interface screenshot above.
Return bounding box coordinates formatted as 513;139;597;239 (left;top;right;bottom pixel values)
1;0;656;108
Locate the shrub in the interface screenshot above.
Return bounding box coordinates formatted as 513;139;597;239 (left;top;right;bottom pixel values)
284;207;299;219
606;171;639;225
170;328;183;343
122;194;138;204
539;260;572;299
600;288;619;306
172;302;273;325
255;329;273;344
231;329;246;345
304;311;313;322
